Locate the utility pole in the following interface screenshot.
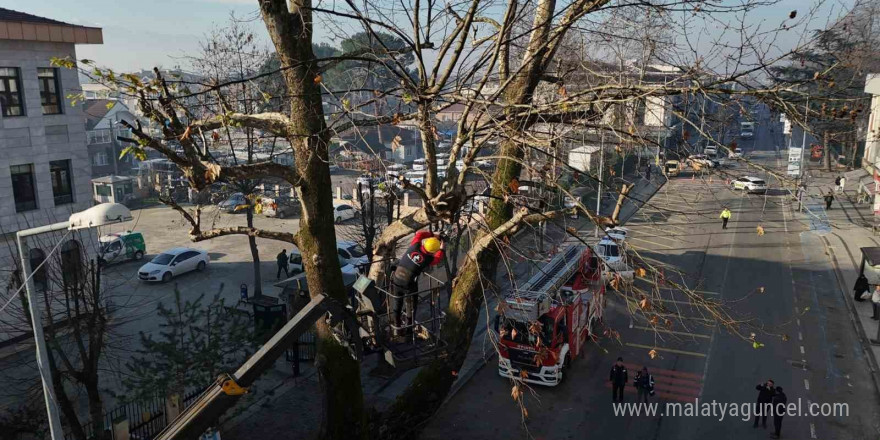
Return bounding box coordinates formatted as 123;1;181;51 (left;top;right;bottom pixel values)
595;133;605;238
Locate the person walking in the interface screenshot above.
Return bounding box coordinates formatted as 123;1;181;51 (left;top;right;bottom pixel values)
753;379;775;428
634;367;655;403
770;386;788;439
838;175;846;193
610;357;628;403
872;285;880;320
824;191;834;210
854;274;870;302
720;207;732;230
276;249;289;280
645;164;652;181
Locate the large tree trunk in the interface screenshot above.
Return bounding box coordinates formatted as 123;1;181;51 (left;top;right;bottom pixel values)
260;2;365;439
246;208;262;296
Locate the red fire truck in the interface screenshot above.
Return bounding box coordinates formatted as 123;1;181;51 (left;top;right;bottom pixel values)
496;244;605;386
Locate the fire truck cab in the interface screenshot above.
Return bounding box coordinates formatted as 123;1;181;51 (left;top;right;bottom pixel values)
496;245;604;386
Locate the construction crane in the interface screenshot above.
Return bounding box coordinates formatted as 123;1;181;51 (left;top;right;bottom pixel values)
153;294;361;440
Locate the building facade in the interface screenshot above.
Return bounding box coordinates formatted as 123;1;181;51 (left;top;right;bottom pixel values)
863;74;880;174
84;99;137;178
0;9;102;234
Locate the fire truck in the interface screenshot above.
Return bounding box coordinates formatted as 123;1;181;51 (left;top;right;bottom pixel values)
496;244;605;386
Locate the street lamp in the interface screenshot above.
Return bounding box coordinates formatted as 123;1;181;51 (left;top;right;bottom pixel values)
16;203;133;440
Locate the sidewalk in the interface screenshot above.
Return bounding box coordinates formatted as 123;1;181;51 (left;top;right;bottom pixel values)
798;168;880;394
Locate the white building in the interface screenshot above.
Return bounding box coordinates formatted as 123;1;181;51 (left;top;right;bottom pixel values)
863;74;880;174
0;8;102;234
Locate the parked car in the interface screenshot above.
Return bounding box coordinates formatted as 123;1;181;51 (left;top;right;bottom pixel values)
728;148;743;158
138;247;209;282
219;193;249;213
333;203;358;223
328;164;340;173
731;176;767;193
704;146;718;157
99;231;146;265
336;240;368;269
404;171;426;187
261;196;301;219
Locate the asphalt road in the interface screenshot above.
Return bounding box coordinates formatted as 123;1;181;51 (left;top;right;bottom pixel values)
420;153;880;439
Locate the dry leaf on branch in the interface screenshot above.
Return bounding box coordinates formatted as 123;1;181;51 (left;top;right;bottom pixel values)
648;349;658;359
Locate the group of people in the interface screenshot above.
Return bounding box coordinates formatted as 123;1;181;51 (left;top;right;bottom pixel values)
609;357;655;403
853;273;880;320
753;379;788;439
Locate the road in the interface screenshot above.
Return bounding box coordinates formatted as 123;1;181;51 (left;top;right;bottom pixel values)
420;152;880;439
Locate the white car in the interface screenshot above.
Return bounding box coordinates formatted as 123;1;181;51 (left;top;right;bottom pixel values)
704;146;718;157
731;176;767;194
333;203;358;223
336;240;369;269
728;148;743;158
138;247;209;282
687;155;715;168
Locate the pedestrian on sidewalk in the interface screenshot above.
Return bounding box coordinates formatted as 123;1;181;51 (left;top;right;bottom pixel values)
871;285;880;320
854;274;870;302
720;207;732;229
838;175;846;193
834;175;842;192
634;367;655;403
276;249;289;280
753;379;774;428
610;357;628;402
645;164;652;181
770;386;787;439
824;191;835;210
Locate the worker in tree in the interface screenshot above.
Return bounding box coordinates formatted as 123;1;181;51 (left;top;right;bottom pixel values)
391;230;445;336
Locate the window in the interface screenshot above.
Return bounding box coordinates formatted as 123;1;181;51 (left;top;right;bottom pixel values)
50;160;73;206
10;164;37;212
93;151;108;166
95;185;112;197
338;249;351;260
0;68;23;116
87;130;111;144
60;240;83;288
38;68;61;115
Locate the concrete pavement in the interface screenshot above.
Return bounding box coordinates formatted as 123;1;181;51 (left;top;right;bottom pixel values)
420;153;880;440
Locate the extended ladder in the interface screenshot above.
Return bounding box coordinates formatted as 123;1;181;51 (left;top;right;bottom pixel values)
518;244;585;297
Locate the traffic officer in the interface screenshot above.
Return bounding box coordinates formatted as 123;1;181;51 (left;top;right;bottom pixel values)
720;207;732;230
610;357;628;402
391;230;445;335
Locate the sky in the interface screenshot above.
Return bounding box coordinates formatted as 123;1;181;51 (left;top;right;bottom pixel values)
0;0;858;73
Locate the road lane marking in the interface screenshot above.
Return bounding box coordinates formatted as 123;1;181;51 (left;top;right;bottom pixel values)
798;332;803;341
810;423;817;438
632;326;712;339
800;346;805;354
804;379;810;390
625;342;707;358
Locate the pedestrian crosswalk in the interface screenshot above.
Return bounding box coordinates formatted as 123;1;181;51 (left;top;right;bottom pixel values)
603;363;705;403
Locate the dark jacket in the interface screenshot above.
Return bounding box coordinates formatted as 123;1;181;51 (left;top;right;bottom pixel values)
855;275;869;293
276;251;288;267
771;391;788;418
755;384;774;403
824;194;834;203
391;230;444;286
610;365;628;385
635;371;654;390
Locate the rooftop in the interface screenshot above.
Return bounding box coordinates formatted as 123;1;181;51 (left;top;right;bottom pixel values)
0;7;102;44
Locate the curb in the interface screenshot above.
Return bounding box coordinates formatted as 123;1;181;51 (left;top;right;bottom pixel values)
820;235;880;398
